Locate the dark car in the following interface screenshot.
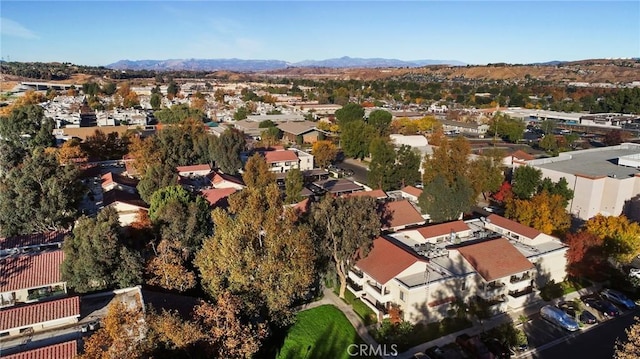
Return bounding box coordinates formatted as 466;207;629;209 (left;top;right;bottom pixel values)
557;302;577;317
579;310;598;325
483;338;512;359
424;346;446;359
583;297;621;317
456;334;495;359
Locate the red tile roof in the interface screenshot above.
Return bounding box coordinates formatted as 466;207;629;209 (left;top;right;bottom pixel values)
0;250;65;292
381;200;425;229
0;296;80;331
201;188;237;206
3;340;78;359
101;172;139;189
291;198;311;214
401;185;423;198
209;172;244;186
263;150;298;163
0;231;67;251
487;214;541;240
344;189;388;199
510;150;534;161
176;164;212;173
356;237;422;284
415;221;470;240
457;238;534;282
102;189;149;209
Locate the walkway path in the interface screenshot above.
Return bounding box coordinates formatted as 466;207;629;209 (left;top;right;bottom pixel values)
297;287;379;347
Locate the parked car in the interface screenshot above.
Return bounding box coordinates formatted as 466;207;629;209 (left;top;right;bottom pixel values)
456;333;496;359
579;310;598;325
540;305;580;331
483;206;504;214
557;302;578;318
424;346;446;359
583;297;621;317
601;289;636;310
482;337;512;358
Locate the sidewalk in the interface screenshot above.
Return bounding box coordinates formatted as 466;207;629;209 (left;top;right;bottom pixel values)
396;284;602;359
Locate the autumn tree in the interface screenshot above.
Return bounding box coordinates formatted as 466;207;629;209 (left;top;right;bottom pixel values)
505;191;570;235
242;153;275;189
584;214;640;263
614;316;640;359
81;129;130;161
422;135;471;186
468;155;504;200
565;231;605;277
61;207;143;293
193;293;268;358
312;140;338;168
418;175;475;223
214;128;245;174
146;238;197;292
603;129;632;146
195;184;315;323
79;300;147;359
311;195;381;298
57;138;88;165
0;148;82;236
511;165;543;200
147;309;205;354
284;168;304;204
538;177;574;207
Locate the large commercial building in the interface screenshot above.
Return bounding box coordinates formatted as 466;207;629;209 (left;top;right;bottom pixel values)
525;143;640;220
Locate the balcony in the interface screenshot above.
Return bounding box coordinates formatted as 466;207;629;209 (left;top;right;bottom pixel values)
27;285;66;301
365;281;391;303
510;272;531;284
346;277;363;295
367;282;390;296
351;268;364;279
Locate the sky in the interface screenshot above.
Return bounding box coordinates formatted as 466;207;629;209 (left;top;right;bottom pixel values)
1;1;639;66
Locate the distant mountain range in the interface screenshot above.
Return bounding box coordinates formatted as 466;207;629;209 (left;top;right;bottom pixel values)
106;56;467;71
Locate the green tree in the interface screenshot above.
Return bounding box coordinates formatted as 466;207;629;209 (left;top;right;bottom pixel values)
167;80;179;99
367;137;397;190
195;185;315;324
233;106;249;121
150;92;162;110
512;165;543;200
0;148;82;236
341;121;376;160
61;207;143;293
393;145;421;188
489;113;525;143
154;104;204;124
368;109;393;135
242;153;275;189
422;135;471;186
468;155;504;200
311;195;381;298
284;168;304;204
538;177;574;207
0;104;55;156
137;163;178;204
335;103;365;127
539;135;558;152
213;128;245;174
418;175;475;223
101;82;117;95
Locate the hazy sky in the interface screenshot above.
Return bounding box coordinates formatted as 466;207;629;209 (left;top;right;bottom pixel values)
1;1;639;66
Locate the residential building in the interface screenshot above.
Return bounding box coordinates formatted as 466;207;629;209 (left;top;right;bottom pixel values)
0;231;66;258
208;172;246;190
101;172;139;194
439;119;490;135
344;189;388;201
176;164;212;177
347;215;568;323
200;188;237;207
2;340;78;359
0;296;80;338
312;178;364;195
399;185;423;203
261;148;314;173
102;189;149;226
380;200;427;231
277;121;321;144
502;150;534;168
525;143;640;220
0;250;67;307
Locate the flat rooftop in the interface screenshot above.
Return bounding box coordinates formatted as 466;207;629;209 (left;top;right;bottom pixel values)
533;146;640;178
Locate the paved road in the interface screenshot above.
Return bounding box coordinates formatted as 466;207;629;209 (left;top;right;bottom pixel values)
528;309;638;359
337;159;369;185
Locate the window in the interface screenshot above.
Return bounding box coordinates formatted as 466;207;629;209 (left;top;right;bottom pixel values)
400;291;405;302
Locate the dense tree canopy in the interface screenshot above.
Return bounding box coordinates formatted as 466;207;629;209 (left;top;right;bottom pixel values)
418;175;475;223
505;191;571;235
335;103;364;127
511;166;543;200
61;207;143;293
341;121;376;160
368;109;393;135
488;113;525;143
154;104;205;124
213;128;245;174
584;214;640;263
311;140;339;168
367;137;397;191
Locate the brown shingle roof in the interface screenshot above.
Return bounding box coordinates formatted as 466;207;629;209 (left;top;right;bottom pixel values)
401;185;423;198
209;172;245;186
356;237;422;284
344;189;388;199
487;214;541;240
2;340;78;359
381;200;425;229
415;221;470;240
0;250;65;292
276;121;317;135
263;150;299;163
0;296;80;331
0;231;67;251
510;150;534;161
457;238;534;282
102;189;149;209
176;164;212;173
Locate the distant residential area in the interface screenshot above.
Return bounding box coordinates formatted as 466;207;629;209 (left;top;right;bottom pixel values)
1;62;640;359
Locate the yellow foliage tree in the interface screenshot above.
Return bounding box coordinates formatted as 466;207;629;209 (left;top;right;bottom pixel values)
312;140;338;168
584;214;640;263
505;191;570;235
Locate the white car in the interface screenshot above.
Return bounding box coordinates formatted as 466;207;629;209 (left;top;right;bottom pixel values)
630;268;640;279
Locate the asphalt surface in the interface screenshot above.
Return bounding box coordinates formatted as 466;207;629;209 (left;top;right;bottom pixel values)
336;159;369;185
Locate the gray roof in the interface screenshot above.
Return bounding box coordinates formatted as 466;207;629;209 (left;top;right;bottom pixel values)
532;145;640;178
276;121;318;135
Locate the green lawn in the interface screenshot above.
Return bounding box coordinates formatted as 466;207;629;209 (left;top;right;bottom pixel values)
341;288;378;326
540;278;592;301
277;305;364;359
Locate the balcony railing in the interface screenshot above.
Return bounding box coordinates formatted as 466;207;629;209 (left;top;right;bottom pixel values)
510;272;531;284
347;277;363;292
367;282;390;296
508;286;533;298
486;281;506;290
351;269;364;279
27;285;65;301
